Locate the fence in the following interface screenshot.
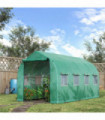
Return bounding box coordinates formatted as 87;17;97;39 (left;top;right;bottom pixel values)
0;56;23;93
93;63;105;90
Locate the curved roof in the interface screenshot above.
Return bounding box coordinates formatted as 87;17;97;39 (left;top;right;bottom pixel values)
23;51;98;75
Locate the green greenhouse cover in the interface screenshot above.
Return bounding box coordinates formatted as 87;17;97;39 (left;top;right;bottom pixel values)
17;51;99;103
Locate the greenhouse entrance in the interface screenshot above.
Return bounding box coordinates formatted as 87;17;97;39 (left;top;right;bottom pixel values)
23;60;50;102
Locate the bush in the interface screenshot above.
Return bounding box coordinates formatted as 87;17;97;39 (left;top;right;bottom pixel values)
24;87;44;100
24;88;36;100
24;76;50;101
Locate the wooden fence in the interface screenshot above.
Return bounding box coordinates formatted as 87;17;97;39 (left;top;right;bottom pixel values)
0;56;23;93
93;63;105;90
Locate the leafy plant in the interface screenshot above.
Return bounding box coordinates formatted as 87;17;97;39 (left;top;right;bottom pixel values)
24;87;36;100
24;76;50;101
43;77;50;102
37;87;43;99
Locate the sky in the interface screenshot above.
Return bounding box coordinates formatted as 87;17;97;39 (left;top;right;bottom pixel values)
1;8;105;57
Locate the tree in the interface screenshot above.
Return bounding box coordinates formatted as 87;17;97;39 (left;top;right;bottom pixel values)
83;32;105;63
0;8;13;38
0;25;51;57
0;8;13;30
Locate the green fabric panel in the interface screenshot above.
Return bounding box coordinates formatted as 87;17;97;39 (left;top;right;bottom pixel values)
23;61;50;100
17;62;24;101
50;61;58;103
24;51;98;75
23;60;58;103
41;52;98;75
57;73;99;103
24;61;50;88
17;51;99;103
23;51;47;61
24;61;50;76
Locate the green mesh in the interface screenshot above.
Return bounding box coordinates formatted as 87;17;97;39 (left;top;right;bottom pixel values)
23;61;50;100
17;51;99;103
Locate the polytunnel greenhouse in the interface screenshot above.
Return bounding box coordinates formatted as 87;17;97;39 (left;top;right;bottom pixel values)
17;51;99;103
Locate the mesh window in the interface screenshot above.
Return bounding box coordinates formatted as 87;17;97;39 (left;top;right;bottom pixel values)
30;77;36;87
74;75;79;86
93;75;98;84
35;76;42;85
24;75;28;85
61;74;68;86
84;75;89;85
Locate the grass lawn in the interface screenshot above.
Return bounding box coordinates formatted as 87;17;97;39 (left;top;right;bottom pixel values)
27;90;105;112
0;90;105;112
0;94;24;112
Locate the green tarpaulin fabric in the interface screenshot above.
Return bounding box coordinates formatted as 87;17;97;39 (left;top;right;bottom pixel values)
17;51;99;103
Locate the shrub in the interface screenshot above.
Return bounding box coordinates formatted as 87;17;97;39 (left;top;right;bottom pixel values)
24;87;36;100
24;76;50;101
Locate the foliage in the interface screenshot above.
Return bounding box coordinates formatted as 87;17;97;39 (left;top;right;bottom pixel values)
24;87;43;100
43;77;50;102
83;32;105;63
24;77;50;101
0;8;13;38
37;87;43;99
24;88;36;100
0;24;51;57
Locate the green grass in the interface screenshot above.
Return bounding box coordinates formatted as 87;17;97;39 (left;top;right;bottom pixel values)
0;94;24;112
0;104;23;112
0;94;19;105
0;90;105;112
27;90;105;112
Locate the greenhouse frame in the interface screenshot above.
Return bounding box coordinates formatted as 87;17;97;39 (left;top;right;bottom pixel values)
17;51;99;103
